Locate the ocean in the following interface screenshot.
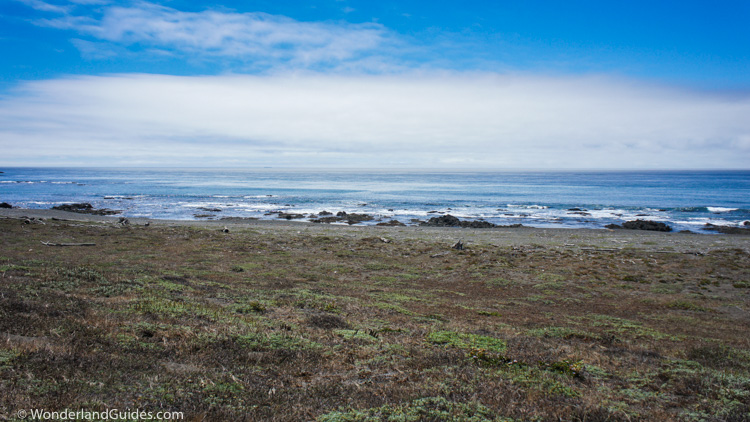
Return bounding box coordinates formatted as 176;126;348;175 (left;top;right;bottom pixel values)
1;168;749;233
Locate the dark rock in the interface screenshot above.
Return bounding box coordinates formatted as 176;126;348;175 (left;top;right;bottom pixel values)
321;211;375;224
427;210;439;214
568;211;591;216
702;223;750;235
461;220;497;228
421;214;461;227
0;202;13;209
497;223;524;228
310;216;341;224
744;221;750;226
376;220;406;227
621;220;672;232
605;224;623;229
420;214;496;228
344;213;374;224
567;208;585;211
318;211;333;216
198;207;222;212
278;213;305;220
52;203;121;215
53;202;93;212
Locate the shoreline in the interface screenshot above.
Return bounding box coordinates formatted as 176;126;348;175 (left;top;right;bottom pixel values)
3;207;748;254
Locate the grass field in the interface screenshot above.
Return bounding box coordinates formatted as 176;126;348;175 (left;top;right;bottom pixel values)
1;217;749;421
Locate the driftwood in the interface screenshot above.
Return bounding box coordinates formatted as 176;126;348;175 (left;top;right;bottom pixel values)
41;241;96;247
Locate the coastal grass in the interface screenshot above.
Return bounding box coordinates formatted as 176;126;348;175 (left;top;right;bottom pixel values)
0;218;749;421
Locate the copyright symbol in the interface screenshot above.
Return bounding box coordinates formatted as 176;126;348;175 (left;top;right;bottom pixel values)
17;409;27;419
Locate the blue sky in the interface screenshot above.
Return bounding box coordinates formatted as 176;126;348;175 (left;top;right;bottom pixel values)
1;0;749;168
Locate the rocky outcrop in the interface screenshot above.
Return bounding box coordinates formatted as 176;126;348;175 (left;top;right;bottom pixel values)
310;211;374;225
376;220;406;227
0;202;13;209
703;223;750;235
607;220;672;232
420;214;497;228
51;203;121;215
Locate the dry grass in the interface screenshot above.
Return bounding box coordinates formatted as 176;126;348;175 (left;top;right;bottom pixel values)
1;218;749;421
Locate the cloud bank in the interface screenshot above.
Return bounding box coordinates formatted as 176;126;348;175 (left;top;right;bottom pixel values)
2;73;749;168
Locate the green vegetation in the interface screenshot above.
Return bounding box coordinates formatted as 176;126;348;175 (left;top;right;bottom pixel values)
0;218;748;421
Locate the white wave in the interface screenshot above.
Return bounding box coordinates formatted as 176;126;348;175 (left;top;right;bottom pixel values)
507;204;549;209
707;207;739;213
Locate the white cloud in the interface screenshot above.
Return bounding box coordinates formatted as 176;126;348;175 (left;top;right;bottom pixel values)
1;73;749;168
33;1;395;70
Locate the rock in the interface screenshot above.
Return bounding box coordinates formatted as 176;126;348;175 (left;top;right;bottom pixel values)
344;213;374;225
52;203;121;216
702;223;750;235
421;214;462;227
318;211;333;216
497;224;524;228
605;224;623;229
744;221;750;226
420;214;496;228
197;207;222;212
0;202;13;209
311;211;373;225
567;208;585;211
376;220;406;227
53;202;93;212
278;213;305;220
310;216;341;224
621;220;672;232
461;220;497;228
222;227;230;233
568;211;591;216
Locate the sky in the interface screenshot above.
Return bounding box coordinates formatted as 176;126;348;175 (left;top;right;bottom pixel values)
1;0;749;169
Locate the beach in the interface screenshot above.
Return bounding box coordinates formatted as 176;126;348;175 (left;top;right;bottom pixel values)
1;208;749;420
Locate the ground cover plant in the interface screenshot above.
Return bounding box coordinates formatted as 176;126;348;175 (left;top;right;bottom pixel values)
0;218;749;421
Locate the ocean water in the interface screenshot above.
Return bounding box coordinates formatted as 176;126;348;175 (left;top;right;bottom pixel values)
1;168;749;233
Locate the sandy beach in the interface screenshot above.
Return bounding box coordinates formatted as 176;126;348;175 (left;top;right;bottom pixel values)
1;208;749;420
